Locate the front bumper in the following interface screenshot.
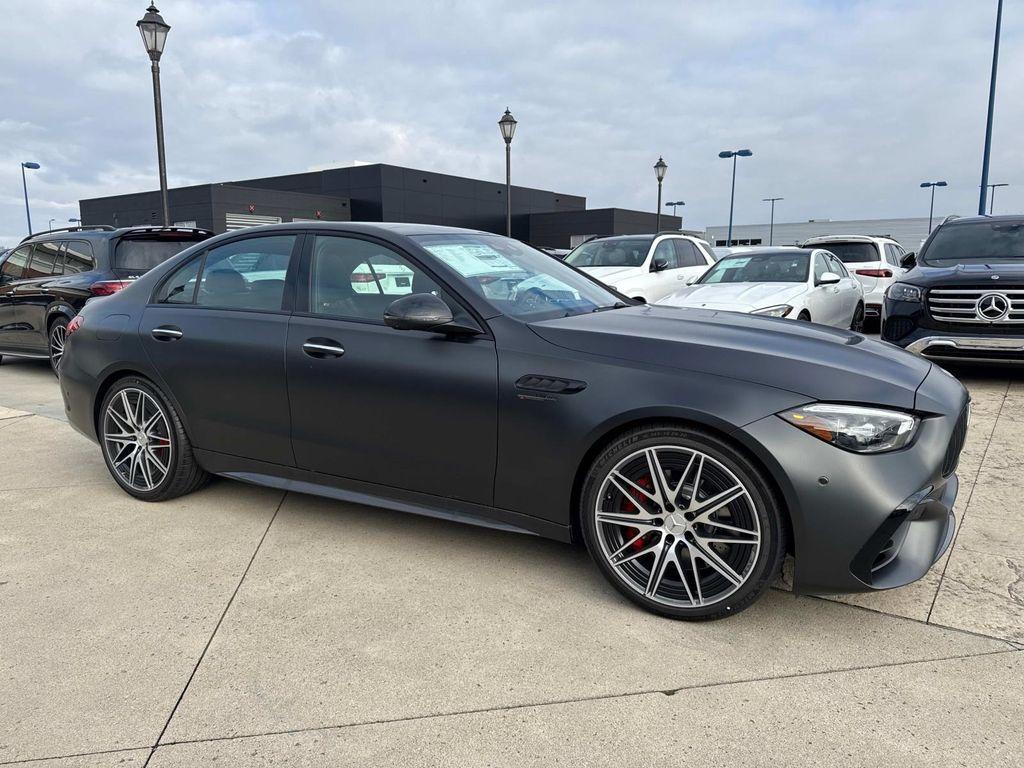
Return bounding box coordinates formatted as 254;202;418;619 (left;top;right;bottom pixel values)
739;369;967;594
905;335;1024;363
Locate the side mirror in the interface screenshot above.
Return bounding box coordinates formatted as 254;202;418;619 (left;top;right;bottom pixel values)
384;293;480;336
900;252;916;270
819;271;841;285
651;257;669;272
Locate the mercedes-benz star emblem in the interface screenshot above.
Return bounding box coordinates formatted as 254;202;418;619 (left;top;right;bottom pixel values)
976;292;1011;321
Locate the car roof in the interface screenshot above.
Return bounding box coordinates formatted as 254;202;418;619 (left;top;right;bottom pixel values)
941;214;1024;227
19;225;213;245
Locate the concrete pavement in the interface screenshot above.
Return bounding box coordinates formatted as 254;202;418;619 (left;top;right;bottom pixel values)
1;356;1021;766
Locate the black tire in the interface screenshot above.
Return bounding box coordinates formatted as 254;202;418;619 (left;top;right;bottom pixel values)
849;303;865;333
797;310;811;321
580;424;786;621
98;376;209;501
48;317;69;376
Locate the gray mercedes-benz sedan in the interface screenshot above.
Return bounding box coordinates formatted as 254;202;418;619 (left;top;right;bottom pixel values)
58;222;969;620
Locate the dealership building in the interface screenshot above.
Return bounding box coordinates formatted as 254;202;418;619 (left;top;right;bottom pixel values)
79;163;680;249
704;216;948;251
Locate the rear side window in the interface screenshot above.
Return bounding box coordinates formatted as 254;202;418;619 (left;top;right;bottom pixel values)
27;241;61;277
1;246;31;282
114;237;204;273
157;258;201;304
63;240;95;274
812;242;880;263
197;235;296;311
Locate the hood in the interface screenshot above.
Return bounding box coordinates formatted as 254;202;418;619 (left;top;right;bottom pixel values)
661;282;806;311
530;304;931;409
578;265;642;281
904;261;1024;286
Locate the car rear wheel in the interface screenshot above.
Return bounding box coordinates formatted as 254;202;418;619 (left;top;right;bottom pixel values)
581;424;785;620
48;317;68;376
99;377;209;501
849;303;865;333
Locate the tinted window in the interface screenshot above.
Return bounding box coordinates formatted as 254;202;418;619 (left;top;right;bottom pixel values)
565;237;652;268
115;237;204;273
672;239;705;268
699;252;809;284
808;242;879;263
309;235;445;323
414;233;622;321
922;221;1024;265
63;240;95;274
157;257;202;304
651;239;678;269
27;242;61;277
813;254;830;283
197;235;296;311
1;246;30;282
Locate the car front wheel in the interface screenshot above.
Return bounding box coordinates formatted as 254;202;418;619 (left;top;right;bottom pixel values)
581;424;785;620
99;377;209;501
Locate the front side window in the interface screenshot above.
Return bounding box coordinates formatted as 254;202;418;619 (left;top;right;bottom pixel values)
413;233;622;321
27;241;61;277
651;239;679;269
63;240;94;274
672;239;704;268
699;252;810;284
1;246;30;282
197;235;296;311
564;237;652;268
309;235;445;323
813;254;830;283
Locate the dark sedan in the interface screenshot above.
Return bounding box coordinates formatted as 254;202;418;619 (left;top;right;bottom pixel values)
58;223;969;620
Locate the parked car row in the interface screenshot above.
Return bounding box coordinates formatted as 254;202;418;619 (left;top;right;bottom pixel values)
43;221;968;622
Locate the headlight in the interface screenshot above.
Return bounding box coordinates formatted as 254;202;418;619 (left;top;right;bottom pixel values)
778;404;919;453
751;304;793;317
886;283;922;302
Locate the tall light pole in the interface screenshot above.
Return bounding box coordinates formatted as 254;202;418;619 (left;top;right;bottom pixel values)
921;181;948;233
654;157;668;231
48;218;56;231
719;149;752;246
665;200;685;224
978;0;1004;215
986;182;1008;214
762;197;783;245
137;3;171;227
498;108;517;237
20;161;40;234
68;217;82;227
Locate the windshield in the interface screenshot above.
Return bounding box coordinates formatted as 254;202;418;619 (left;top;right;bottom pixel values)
922;221;1024;266
807;242;879;263
412;233;623;321
699;252;809;284
114;237;205;272
565;238;652;268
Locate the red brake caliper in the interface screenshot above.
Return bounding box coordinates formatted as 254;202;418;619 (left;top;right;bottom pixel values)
621;475;654;550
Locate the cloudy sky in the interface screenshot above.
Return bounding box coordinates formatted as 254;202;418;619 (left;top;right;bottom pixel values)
1;0;1020;246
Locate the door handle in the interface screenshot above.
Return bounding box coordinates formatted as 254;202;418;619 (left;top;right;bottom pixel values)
303;339;345;358
151;326;183;341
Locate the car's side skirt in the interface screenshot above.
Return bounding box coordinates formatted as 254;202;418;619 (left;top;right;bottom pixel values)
194;448;572;542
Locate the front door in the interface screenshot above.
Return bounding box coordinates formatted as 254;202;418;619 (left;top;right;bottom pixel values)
12;241;63;351
0;246;31;351
140;232;301;466
286;233;498;505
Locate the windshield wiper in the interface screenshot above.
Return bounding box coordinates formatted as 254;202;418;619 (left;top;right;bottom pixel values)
592;302;627;313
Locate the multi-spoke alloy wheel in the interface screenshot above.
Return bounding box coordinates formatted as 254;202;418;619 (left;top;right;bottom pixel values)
582;425;785;620
98;377;209;501
48;319;68;375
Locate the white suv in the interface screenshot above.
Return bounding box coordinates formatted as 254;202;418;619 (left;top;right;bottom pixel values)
564;233;716;303
799;235;908;326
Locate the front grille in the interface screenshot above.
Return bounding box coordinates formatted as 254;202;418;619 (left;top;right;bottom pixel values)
927;286;1024;325
942;405;970;477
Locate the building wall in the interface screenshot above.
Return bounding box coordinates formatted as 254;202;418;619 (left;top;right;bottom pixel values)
703;217;949;251
527;208;683;248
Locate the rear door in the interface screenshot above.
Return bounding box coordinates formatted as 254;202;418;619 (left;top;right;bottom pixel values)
826;253;860;323
140;232;300;466
0;246;31;351
673;238;713;283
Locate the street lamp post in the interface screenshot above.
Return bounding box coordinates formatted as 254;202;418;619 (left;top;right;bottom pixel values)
498;108;517;237
978;0;1004;215
920;181;948;233
762;197;783;245
68;217;82;227
719;149;752;246
20;161;40;234
665;200;685;225
48;218;56;231
654;157;668;231
986;183;1008;214
137;3;171;227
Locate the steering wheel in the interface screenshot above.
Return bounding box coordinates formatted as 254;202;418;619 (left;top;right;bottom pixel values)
514;287;549;312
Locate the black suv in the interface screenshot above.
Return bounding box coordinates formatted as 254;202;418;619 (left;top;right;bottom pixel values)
882;215;1024;363
0;225;212;373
